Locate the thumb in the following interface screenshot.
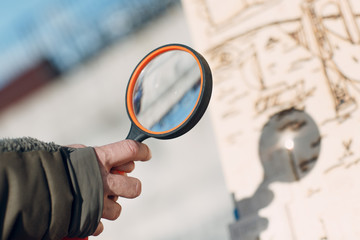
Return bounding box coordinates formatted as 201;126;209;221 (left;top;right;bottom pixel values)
95;140;151;171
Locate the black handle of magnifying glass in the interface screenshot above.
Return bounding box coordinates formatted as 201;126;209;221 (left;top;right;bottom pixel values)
126;124;149;142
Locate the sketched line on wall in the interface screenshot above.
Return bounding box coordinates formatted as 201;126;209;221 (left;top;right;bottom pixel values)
199;0;360;121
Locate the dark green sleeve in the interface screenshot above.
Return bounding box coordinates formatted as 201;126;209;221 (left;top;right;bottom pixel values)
0;138;103;240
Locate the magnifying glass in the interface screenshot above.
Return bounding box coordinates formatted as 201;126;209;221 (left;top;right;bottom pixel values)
63;44;212;240
125;43;212;142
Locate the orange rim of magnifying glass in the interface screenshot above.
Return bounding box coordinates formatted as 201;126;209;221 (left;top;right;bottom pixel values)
126;44;204;135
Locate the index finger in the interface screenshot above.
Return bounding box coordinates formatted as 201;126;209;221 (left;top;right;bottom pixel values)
95;140;151;171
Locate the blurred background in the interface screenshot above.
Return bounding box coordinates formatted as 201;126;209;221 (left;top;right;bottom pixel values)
0;0;233;239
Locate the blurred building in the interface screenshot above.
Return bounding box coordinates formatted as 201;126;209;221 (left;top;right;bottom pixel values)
0;2;233;240
0;0;178;111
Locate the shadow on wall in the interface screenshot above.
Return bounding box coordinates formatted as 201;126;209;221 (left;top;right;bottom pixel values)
229;108;321;240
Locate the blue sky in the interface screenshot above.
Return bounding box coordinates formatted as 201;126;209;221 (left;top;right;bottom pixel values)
0;0;128;86
0;0;114;51
0;0;47;47
0;0;177;88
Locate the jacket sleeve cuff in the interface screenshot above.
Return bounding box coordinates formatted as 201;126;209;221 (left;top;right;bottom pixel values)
64;147;103;238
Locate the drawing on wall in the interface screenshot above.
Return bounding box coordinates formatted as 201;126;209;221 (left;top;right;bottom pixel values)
183;0;360;238
202;0;360;121
301;0;360;121
194;0;280;32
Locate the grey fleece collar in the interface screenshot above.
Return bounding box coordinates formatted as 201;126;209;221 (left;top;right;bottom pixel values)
0;137;62;153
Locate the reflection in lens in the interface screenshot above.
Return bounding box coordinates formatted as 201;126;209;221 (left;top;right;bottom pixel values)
259;108;321;182
132;50;201;132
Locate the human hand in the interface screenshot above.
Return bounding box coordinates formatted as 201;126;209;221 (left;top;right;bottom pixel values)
69;140;151;236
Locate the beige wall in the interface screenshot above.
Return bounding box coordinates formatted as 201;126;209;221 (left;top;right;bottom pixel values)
183;0;360;239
